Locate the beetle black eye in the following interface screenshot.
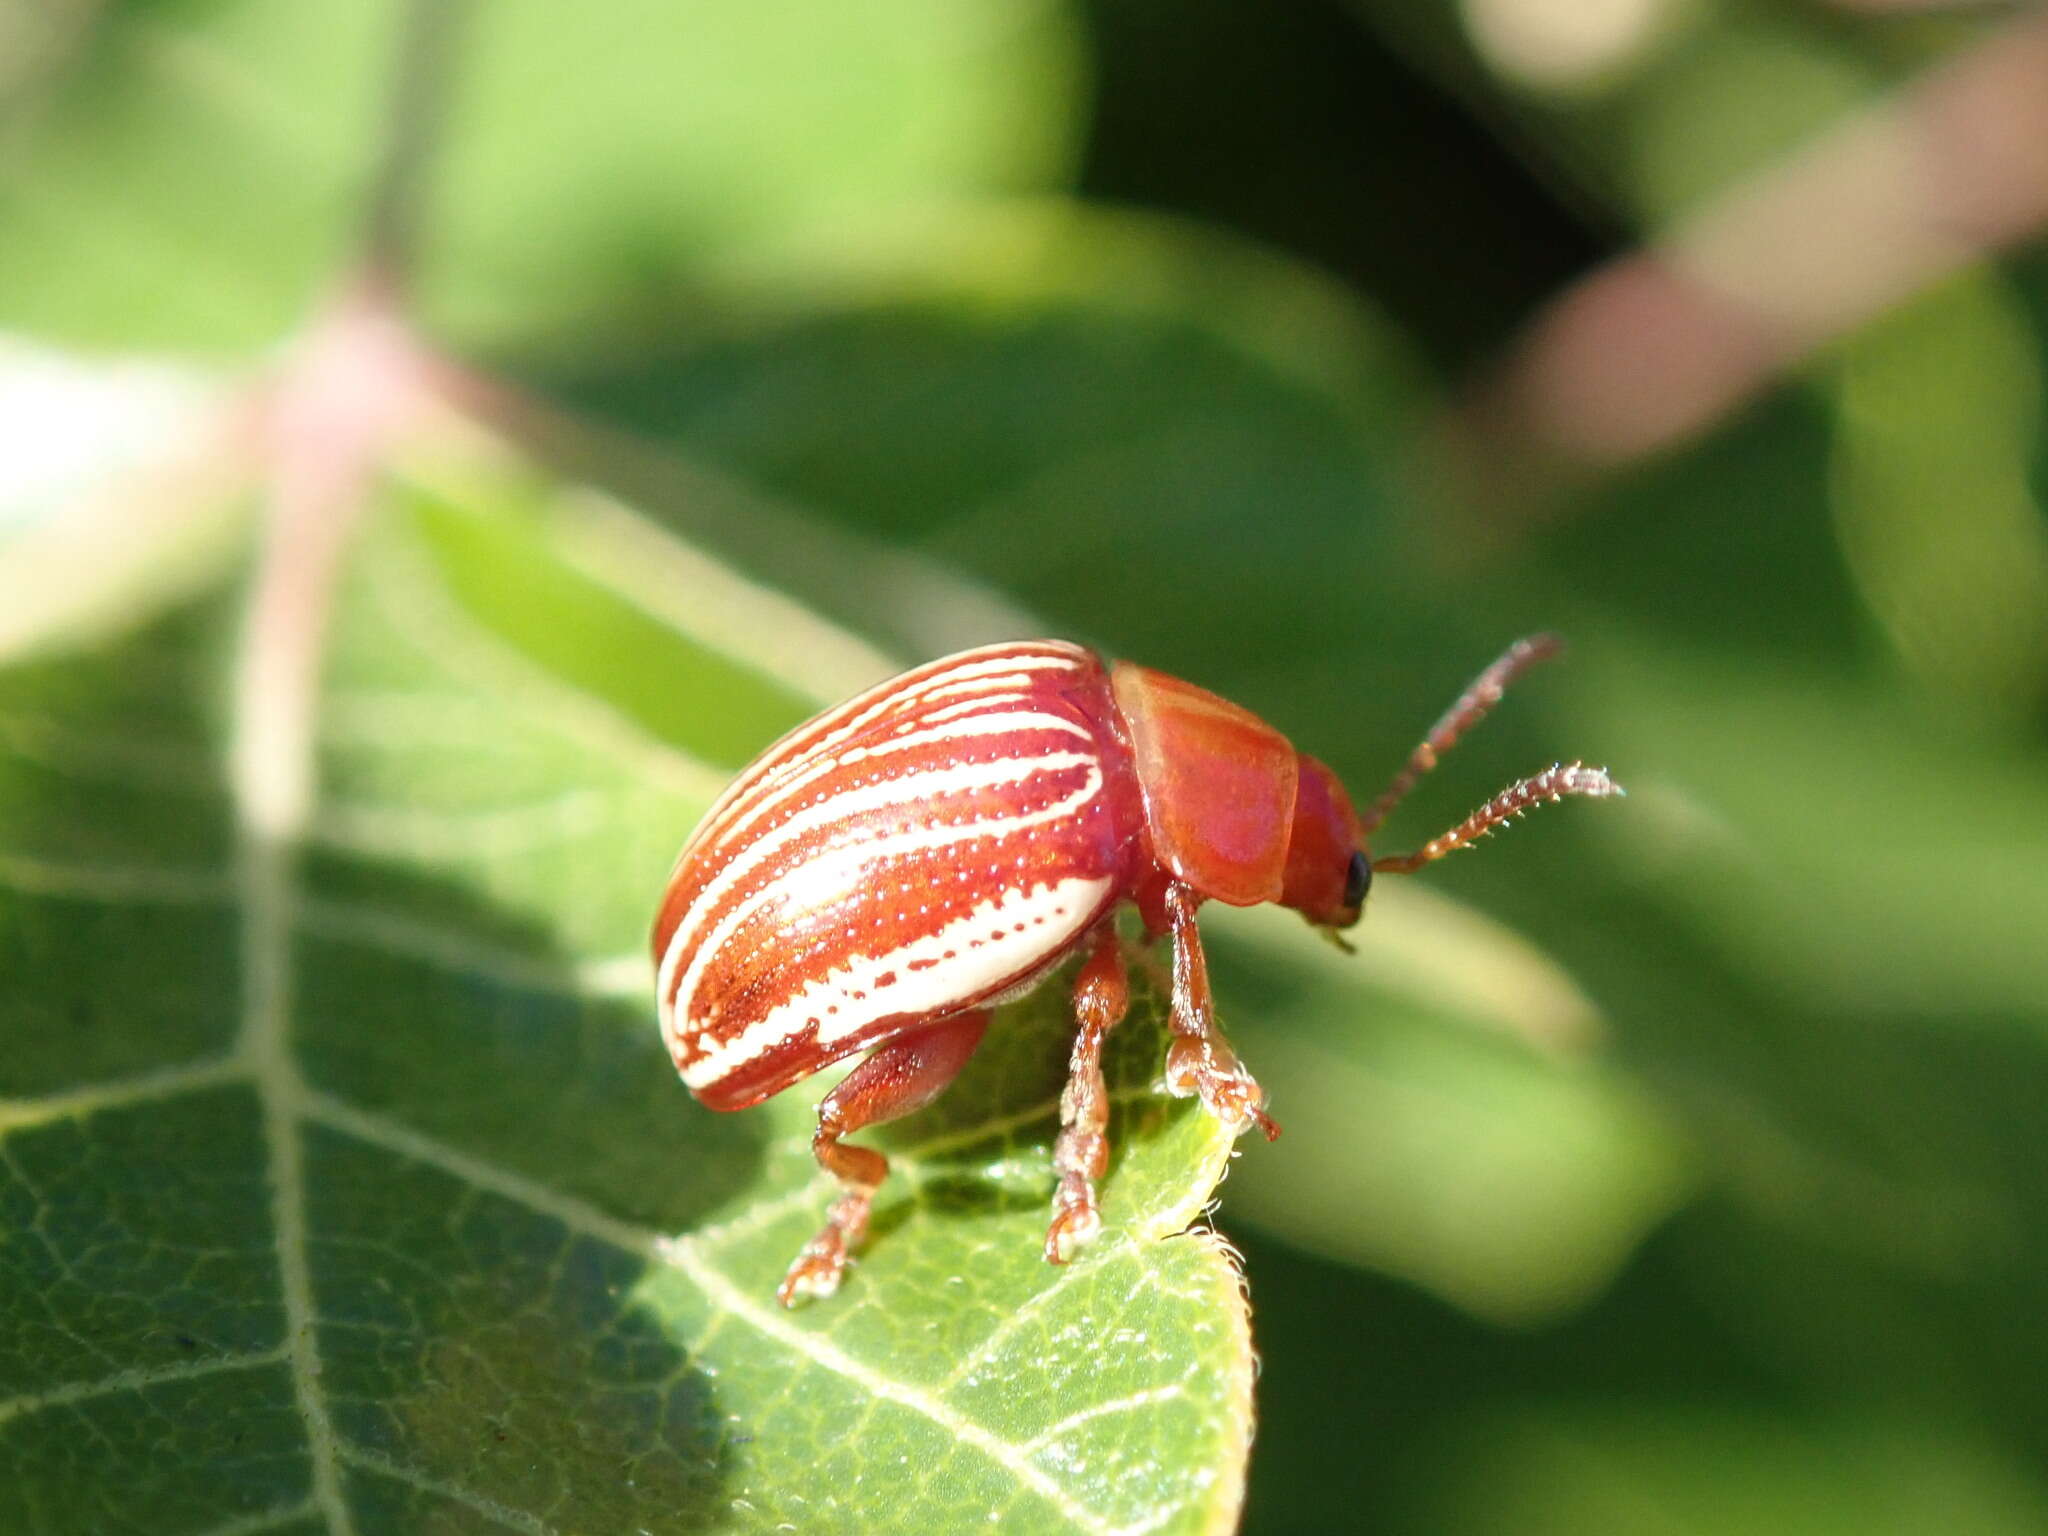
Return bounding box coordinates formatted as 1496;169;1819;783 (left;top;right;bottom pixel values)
1343;850;1371;909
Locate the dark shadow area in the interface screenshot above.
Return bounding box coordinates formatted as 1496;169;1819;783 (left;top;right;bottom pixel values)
311;1124;733;1531
288;847;763;1527
1076;0;1615;370
864;1175;1051;1250
296;849;769;1235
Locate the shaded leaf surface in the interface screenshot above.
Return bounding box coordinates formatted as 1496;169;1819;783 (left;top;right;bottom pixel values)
0;489;1253;1534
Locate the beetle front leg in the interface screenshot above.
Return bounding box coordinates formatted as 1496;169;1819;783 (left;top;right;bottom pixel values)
1045;923;1131;1264
778;1009;990;1306
1160;881;1279;1140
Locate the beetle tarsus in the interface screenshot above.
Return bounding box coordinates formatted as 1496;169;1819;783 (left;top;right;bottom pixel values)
1044;1201;1102;1264
1165;1035;1272;1137
1045;925;1129;1265
778;1223;855;1307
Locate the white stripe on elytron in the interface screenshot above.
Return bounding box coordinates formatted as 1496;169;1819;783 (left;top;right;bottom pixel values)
657;749;1102;1023
780;651;1086;773
658;746;1100;1027
687;650;1089;852
662;761;1108;1061
656;719;1095;1005
902;672;1063;707
681;661;979;853
769;648;1084;769
911;692;1033;724
680;873;1113;1089
668;706;1095;908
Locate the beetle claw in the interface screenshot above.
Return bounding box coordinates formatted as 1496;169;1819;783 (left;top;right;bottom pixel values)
1162;1037;1269;1136
1044;1201;1102;1264
776;1239;848;1307
1198;1067;1273;1140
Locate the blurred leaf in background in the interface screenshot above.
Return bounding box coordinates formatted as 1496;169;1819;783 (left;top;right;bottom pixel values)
4;0;2048;1532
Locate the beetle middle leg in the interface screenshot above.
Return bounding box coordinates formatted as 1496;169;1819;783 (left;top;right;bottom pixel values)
1160;881;1279;1140
1045;923;1130;1264
778;1009;990;1306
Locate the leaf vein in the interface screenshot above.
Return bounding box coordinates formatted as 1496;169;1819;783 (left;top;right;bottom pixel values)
293;899;603;999
933;1253;1104;1393
0;1347;289;1427
195;1499;322;1536
339;1446;556;1536
297;1089;660;1258
310;788;614;861
243;840;353;1536
1022;1384;1190;1452
0;850;231;905
0;1055;245;1135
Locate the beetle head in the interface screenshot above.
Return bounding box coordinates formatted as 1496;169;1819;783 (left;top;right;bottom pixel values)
1279;754;1368;931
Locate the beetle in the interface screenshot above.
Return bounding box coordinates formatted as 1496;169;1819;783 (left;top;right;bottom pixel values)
651;634;1619;1304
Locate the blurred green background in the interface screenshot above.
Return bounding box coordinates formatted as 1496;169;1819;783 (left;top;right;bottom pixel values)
6;0;2048;1530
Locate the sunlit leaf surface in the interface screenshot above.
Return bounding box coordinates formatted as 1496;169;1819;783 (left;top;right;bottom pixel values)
0;0;1078;352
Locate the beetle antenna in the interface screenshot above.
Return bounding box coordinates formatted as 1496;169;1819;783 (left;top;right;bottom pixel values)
1371;762;1622;874
1358;633;1564;837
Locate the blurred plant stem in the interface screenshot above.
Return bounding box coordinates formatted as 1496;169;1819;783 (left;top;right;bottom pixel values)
237;0;472;838
1439;8;2048;531
362;0;472;299
235;283;432;842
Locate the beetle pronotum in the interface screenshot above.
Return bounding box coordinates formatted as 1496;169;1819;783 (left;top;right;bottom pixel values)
651;635;1619;1304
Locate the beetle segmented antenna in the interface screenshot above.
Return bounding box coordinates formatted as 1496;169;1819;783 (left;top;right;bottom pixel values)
1371;761;1622;874
1358;633;1564;837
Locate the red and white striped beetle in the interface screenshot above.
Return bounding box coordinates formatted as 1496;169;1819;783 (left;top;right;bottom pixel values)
652;635;1619;1304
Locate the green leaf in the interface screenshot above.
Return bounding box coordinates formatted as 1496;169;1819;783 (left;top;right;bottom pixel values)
1831;272;2048;721
0;477;1253;1531
0;0;1080;353
1409;1401;2048;1536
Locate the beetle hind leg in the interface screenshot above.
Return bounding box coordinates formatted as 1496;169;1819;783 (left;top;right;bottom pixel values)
1045;924;1130;1264
778;1009;990;1307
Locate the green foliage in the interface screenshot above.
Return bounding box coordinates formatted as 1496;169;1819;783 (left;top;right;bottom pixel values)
0;0;1077;352
6;0;2048;1531
0;491;1252;1533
